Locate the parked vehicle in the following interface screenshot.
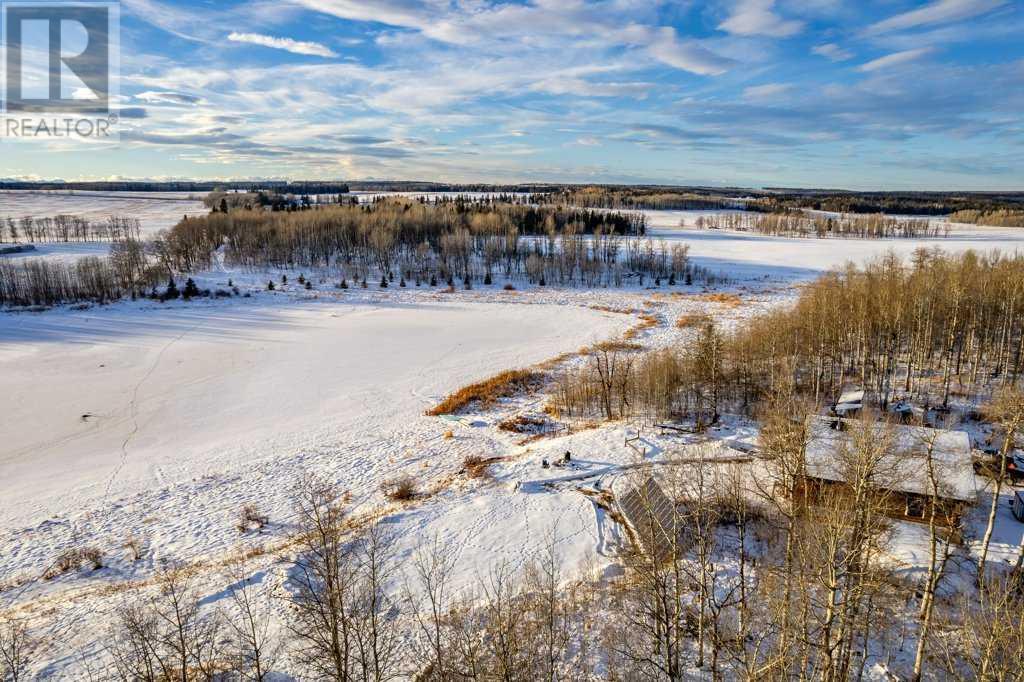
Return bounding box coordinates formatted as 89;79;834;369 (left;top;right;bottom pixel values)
973;451;1024;482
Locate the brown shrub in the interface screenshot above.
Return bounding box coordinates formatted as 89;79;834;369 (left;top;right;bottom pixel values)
498;414;548;433
123;535;144;562
237;503;269;533
503;283;516;291
584;340;644;354
44;547;104;579
700;292;743;307
675;313;711;329
382;475;419;502
463;455;497;479
427;369;543;416
443;429;455;440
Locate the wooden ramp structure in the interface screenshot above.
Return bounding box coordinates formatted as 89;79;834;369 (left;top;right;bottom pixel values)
616;476;681;560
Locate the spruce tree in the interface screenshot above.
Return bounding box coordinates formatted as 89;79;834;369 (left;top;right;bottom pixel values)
484;272;492;285
183;278;200;299
380;275;388;288
163;277;180;300
268;280;275;291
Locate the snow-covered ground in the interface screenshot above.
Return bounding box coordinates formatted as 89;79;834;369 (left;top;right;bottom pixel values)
642;211;1024;280
3;199;1024;676
0;190;207;238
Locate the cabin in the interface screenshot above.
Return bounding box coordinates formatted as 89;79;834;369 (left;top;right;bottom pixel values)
798;416;977;529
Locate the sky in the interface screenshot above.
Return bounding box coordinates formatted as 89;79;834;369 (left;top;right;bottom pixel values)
1;0;1023;189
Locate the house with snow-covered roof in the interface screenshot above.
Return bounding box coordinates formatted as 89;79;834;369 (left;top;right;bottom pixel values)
798;416;977;529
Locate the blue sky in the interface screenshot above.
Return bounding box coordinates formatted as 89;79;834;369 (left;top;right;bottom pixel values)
2;0;1023;188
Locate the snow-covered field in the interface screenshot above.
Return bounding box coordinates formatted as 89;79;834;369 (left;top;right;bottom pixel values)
0;190;207;238
3;198;1024;676
643;210;1024;280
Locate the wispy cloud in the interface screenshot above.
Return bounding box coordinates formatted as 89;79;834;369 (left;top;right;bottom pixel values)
812;43;853;62
743;82;793;99
857;47;934;72
646;28;735;75
866;0;1006;35
136;91;202;105
227;32;338;58
718;0;804;38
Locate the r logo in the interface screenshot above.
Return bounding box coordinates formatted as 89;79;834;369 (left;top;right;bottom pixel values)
2;2;118;114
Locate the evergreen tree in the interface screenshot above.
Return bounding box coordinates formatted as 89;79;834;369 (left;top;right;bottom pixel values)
400;277;407;287
380;275;388;288
430;274;437;287
305;280;313;290
340;278;348;289
182;278;200;299
163;277;180;301
268;280;275;291
484;272;492;285
539;276;546;286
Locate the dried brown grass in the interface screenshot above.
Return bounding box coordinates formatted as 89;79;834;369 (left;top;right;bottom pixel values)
381;475;419;502
699;292;743;307
463;455;501;479
675;313;712;329
623;313;660;340
582;340;644;354
426;369;543;415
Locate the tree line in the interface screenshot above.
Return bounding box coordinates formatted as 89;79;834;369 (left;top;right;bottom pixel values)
556;250;1024;424
949;209;1024;228
692;212;948;239
540;187;736;210
1;215;141;243
156;200;700;290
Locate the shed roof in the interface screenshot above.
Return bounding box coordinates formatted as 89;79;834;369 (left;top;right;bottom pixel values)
804;416;977;503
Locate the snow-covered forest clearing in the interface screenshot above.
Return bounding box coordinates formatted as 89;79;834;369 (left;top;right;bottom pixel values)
2;191;1024;679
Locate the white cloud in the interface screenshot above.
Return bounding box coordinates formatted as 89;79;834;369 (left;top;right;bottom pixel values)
857;47;934;72
812;43;853;62
227;32;338;58
646;27;734;76
718;0;804;38
866;0;1006;35
743;82;792;99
